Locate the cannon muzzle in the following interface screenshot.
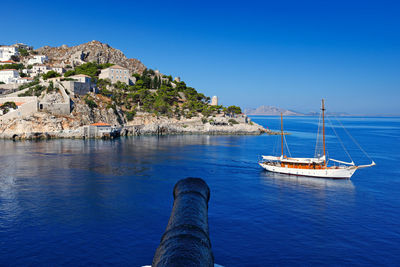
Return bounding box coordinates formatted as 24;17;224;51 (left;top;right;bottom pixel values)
152;177;214;267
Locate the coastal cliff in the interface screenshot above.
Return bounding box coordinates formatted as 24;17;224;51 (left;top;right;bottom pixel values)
0;41;267;139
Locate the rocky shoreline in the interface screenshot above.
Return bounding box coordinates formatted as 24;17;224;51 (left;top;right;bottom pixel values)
0;112;269;140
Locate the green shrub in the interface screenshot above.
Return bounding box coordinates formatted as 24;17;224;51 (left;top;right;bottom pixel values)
125;110;136;121
84;97;97;109
0;101;17;114
19;48;29;57
18;85;46;97
42;70;60;80
228;119;239;125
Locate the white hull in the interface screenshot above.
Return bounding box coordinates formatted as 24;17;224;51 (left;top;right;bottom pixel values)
259;162;357;179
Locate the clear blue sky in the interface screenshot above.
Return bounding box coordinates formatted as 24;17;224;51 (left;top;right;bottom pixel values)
2;0;399;114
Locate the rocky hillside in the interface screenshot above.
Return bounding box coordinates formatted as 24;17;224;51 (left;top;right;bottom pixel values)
35;40;146;74
245;105;302;116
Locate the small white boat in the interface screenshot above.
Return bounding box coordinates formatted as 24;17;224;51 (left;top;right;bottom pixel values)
259;99;375;179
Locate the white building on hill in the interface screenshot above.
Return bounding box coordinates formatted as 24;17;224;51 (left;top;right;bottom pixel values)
0;69;20;84
99;65;131;85
0;46;18;61
28;55;48;65
32;65;51;75
0;60;17;66
51;66;65;74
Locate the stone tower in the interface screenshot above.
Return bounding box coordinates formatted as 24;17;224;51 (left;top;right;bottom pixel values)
211;96;218;106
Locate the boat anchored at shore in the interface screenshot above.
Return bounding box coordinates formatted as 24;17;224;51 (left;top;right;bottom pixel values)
259;99;375;179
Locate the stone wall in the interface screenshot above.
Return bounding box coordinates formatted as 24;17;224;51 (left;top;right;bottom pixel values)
38;83;71;115
0;96;38;122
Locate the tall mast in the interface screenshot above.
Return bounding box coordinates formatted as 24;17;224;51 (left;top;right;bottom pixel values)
322;99;326;165
281;112;284;157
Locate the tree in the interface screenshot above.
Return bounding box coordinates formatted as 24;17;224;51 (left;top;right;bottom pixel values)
64;70;75;77
10;55;19;62
42;70;61;80
19;48;29;57
225;105;242;115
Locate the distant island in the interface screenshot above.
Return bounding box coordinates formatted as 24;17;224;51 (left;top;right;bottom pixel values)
245;105;352;116
0;41;268;139
245;106;302;116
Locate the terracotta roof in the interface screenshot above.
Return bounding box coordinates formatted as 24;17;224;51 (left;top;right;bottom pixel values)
107;64;127;70
0;60;16;63
20;77;33;80
72;74;91;78
0;69;18;71
90;122;111;126
0;102;24;107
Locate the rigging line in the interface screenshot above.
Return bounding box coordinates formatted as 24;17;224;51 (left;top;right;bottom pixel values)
273;134;279;156
334;116;374;161
283;134;292;157
327;116;353;163
314;111;322;158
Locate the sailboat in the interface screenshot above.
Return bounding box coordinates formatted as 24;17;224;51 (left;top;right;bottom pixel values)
259;99;375;179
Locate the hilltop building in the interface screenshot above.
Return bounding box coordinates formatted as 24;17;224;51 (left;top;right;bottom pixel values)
28;55;48;65
12;43;33;50
99;65;131;85
0;46;18;61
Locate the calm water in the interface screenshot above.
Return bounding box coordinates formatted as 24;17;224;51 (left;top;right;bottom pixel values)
0;116;399;266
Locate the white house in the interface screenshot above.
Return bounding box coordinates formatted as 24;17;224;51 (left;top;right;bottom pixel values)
0;69;20;84
0;60;17;66
83;122;114;138
70;74;91;83
32;65;51;75
99;65;131;85
51;66;65;74
0;46;18;61
28;55;48;65
16;77;33;84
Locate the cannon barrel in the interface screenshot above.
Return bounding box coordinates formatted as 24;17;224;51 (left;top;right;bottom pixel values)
152;177;214;267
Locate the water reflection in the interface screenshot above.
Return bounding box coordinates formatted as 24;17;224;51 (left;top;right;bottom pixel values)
260;171;355;191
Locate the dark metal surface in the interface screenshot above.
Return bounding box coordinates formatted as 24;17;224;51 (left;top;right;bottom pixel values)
152;177;214;267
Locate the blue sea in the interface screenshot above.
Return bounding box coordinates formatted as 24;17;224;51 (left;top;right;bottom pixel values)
0;116;399;266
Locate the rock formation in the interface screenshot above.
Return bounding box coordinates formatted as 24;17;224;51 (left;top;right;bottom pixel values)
35;40;146;74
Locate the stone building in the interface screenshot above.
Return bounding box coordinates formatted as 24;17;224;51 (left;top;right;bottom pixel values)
99;65;131;85
0;96;38;122
62;74;93;95
83;122;113;138
211;96;218;106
